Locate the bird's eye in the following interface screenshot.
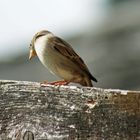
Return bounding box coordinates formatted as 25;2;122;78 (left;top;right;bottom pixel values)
29;43;32;49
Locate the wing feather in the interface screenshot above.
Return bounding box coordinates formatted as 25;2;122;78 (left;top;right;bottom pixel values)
52;37;97;82
53;37;88;69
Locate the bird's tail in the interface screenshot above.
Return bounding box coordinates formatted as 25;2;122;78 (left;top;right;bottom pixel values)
89;73;97;82
80;77;93;87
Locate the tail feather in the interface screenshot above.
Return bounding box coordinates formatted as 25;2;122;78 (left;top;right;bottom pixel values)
89;73;97;82
80;77;93;87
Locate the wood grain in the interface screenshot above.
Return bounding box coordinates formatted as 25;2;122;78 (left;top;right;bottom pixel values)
0;80;140;140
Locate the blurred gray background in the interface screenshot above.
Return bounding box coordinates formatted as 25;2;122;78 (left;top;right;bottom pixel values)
0;0;140;90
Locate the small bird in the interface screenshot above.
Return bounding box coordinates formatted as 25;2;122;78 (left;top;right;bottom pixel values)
29;30;97;87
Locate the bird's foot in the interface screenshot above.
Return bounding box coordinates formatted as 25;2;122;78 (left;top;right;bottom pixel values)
49;80;70;86
41;80;69;86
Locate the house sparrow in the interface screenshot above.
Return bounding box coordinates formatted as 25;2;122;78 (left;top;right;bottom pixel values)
29;30;97;87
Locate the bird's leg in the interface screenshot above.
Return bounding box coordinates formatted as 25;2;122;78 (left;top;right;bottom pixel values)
49;80;70;85
41;80;70;86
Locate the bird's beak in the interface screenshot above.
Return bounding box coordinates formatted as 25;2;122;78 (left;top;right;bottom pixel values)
29;49;37;60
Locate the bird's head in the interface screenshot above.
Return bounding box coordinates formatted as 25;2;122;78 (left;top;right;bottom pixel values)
29;30;51;60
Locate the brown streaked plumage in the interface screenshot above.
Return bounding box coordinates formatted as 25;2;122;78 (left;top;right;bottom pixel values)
29;30;97;87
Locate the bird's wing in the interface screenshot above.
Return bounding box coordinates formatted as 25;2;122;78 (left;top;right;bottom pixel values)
52;36;97;82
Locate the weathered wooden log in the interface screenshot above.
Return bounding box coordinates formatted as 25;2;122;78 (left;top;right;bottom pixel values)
0;80;139;140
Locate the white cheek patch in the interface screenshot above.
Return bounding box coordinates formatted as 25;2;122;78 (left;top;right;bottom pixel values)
34;33;55;67
34;34;51;63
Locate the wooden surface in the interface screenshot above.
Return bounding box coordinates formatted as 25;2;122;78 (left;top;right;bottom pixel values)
0;80;140;140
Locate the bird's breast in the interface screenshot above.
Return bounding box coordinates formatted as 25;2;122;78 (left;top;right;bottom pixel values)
35;40;57;75
34;37;82;80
